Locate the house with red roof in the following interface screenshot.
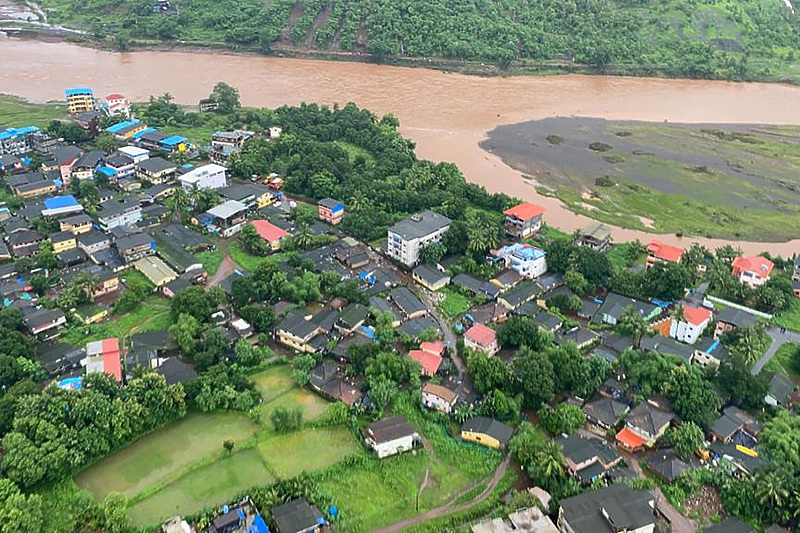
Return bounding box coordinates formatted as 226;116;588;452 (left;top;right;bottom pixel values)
464;323;499;356
420;341;446;357
251;220;290;251
669;305;712;345
646;240;683;268
408;349;442;377
732;256;774;287
85;338;122;382
503;202;545;239
103;93;131;118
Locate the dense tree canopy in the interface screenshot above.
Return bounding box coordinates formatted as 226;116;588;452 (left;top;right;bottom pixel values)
41;0;800;81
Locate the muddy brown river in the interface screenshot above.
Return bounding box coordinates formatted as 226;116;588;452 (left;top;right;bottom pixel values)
3;37;800;254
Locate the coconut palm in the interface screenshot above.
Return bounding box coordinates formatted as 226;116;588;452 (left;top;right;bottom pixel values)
167;187;190;222
618;305;648;348
293;222;314;250
539;441;566;480
348;193;369;214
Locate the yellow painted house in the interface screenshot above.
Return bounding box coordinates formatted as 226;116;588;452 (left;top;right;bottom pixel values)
460;417;514;450
74;304;109;325
50;231;77;253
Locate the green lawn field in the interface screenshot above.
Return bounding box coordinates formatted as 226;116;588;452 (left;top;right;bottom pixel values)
128;449;275;527
257;426;361;479
75;413;258;499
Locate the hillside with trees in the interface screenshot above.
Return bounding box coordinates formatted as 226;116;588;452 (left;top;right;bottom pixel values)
37;0;800;81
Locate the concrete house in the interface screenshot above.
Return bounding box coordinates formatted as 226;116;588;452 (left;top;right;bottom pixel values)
422;382;458;414
50;231;77;253
691;338;730;369
558;483;655;533
276;310;324;354
464;323;499;355
364;416;419;459
583;397;630;430
616;400;674;451
97;200;142;231
389;286;428;319
489;243;547;279
387;211;451;267
115;233;155;263
595;292;662;326
252;219;291;251
59;214;94;235
732;256;774;287
85;337;122;382
178;163;227;190
669;305;712;345
575;222;611;251
209;130;255;166
136;157;177;184
557;433;622;484
271;498;326;533
714;307;758;339
318;198;344;225
195;200;248;237
461;416;514;450
646;240;683;268
412;264;450;291
503;201;545;239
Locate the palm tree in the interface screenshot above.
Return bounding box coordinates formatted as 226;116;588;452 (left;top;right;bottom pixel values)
167;187;189;222
293;222;314;250
75;272;100;303
755;470;790;513
618;305;648;348
348;193;369;214
539;441;566;480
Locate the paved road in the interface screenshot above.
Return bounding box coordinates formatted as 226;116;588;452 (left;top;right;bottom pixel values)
373;455;511;533
751;326;800;375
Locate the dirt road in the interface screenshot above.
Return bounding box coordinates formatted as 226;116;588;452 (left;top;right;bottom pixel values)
373;455;511;533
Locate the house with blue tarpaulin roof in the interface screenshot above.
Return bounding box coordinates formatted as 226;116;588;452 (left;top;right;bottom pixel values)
0;126;39;155
158;135;188;153
106;119;147;140
43;195;84;218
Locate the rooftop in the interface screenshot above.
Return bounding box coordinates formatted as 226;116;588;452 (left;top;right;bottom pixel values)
732;255;774;277
503;201;545;221
559;483;654;533
647;240;683;263
366;415;416;444
465;323;496;346
389;210;451;240
461;416;514;446
251;219;290;242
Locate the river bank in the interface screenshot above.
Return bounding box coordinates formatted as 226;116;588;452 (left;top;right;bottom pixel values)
4;37;800;254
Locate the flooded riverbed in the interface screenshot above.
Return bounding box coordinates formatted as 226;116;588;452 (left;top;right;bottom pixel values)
3;37;800;253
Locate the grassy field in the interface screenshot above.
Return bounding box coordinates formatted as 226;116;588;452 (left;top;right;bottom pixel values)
195;248;224;276
60;294;171;345
252;366;330;422
437;288;472;319
763;342;800;384
483;118;800;241
228;242;288;271
774;299;800;333
0;95;67;128
128;450;275;527
75;412;258;499
257;426;361;478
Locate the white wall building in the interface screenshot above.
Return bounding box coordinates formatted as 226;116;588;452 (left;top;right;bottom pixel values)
387;211;451;267
490;243;547;279
669;306;711;345
422;383;458;414
364;416;419;459
178;163;228;190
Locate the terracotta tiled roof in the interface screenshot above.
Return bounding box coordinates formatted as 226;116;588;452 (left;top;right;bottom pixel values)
408;349;442;376
503;202;545;221
252;219;290;242
616;427;648;449
646;240;683;263
465;323;496;346
732;256;774;277
682;305;712;326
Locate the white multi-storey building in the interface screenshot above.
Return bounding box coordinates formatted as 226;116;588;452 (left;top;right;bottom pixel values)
178;163;227;190
386;211;451;267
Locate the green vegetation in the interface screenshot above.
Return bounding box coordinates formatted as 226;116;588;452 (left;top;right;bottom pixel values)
128;450;275;527
60;295;171;345
74;412;257;499
228;242;286;271
489;119;800;241
0;95;68;128
437;288;472;319
773;298;800;333
33;0;800;82
195;248;224;276
256;426;361;479
762;342;800;383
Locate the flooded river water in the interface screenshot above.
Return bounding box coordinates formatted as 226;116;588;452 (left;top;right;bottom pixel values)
3;37;800;254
